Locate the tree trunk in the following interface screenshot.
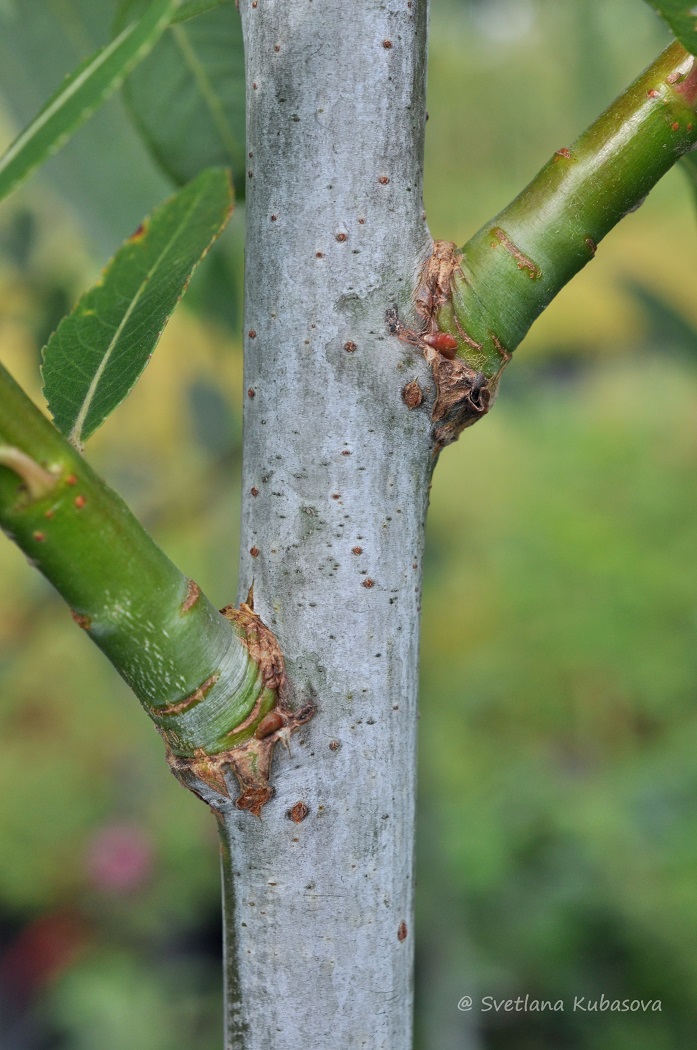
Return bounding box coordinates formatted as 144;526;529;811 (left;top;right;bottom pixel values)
217;2;432;1046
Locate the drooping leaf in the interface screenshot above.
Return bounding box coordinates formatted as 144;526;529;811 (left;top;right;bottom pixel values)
0;0;179;204
114;0;246;194
42;168;233;447
0;2;172;257
644;1;697;54
174;0;228;22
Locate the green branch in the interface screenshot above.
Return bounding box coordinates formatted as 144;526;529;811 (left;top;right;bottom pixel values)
0;363;310;814
428;42;692;386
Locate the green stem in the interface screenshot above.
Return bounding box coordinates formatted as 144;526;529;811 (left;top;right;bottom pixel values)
0;363;277;774
437;40;697;378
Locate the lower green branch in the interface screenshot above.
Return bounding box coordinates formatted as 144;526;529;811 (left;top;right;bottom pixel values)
0;362;310;814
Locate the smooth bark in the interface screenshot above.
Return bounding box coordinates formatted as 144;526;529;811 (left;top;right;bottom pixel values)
218;2;433;1047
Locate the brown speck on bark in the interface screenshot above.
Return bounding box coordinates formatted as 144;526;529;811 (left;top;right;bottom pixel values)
378;175;390;185
671;121;680;131
362;578;375;589
248;329;257;338
382;39;393;49
648;89;660;98
250;546;260;558
666;70;684;84
331;493;341;500
248;151;253;158
336;231;348;242
181;579;201;613
251;0;257;6
251;486;259;497
397;921;408;942
554;147;572;159
248;388;255;398
344;341;357;352
584;236;597;256
329;739;341;751
71;610;92;630
352;546;363;555
32;530;46;542
274;44;280;52
252;82;258;90
74;495;86;509
358;217;366;224
271;214;278;221
248;170;253;178
402;379;424;409
66;474;77;486
288;801;309;823
341;450;351;456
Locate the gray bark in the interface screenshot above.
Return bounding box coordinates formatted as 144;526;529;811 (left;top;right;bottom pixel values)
217;2;433;1046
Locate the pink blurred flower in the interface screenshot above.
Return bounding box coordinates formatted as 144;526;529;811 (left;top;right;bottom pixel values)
84;823;154;894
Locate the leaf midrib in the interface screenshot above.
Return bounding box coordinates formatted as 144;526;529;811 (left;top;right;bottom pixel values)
171;21;238;158
69;182;206;447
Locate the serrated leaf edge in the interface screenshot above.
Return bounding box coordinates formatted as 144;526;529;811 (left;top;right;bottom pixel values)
42;169;233;448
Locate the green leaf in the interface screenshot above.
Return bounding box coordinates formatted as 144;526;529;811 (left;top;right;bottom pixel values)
0;0;179;204
42;168;233;447
645;1;697;54
0;2;172;257
114;0;246;194
174;0;229;22
681;150;697;212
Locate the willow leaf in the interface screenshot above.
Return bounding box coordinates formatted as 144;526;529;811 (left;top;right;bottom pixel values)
115;0;245;194
42;168;233;447
0;0;179;204
645;1;697;54
175;0;228;22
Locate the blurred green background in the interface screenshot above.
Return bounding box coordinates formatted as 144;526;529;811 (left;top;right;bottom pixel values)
0;1;696;1047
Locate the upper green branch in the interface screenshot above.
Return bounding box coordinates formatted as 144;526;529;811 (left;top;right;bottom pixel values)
404;41;697;447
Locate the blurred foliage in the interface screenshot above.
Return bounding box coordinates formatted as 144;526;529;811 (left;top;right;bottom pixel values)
0;0;696;1048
